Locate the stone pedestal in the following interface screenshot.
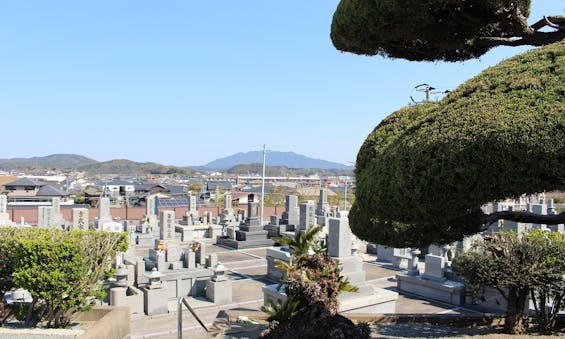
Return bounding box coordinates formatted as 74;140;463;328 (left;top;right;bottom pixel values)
175;226;194;242
220;199;274;249
396;274;465;306
110;286;144;315
266;247;291;281
396;253;464;306
208;224;222;239
407;249;421;276
142;285;168;315
205;279;232;305
263;284;398;314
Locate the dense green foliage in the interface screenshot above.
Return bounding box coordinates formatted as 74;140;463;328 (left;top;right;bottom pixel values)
273;225;327;257
261;297;299;323
350;41;565;248
452;231;565;334
331;0;536;61
0;228;128;328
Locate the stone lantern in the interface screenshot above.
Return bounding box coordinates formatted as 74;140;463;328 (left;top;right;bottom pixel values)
351;241;359;255
212;262;227;282
3;288;32;305
145;267;164;289
113;265;129;287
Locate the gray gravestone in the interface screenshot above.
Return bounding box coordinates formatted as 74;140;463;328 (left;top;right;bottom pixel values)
160;210;175;240
188;195;197;216
328;218;351;258
72;208;89;230
0;194;11;225
270;215;279;226
299;200;316;230
224;194;232;209
316;189;329;216
0;195;7;214
38;206;52;227
146;195;157;216
422;254;446;282
284;195;299;226
99;197;112;222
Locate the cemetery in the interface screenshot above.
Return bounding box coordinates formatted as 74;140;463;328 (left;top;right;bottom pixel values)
0;0;562;336
0;188;564;337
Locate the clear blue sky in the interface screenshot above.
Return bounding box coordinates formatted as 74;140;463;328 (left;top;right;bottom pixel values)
0;1;562;167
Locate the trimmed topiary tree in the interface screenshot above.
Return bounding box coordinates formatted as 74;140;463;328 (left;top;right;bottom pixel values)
350;40;565;248
331;0;564;62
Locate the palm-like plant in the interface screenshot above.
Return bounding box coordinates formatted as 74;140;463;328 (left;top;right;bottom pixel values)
262;225;368;338
273;225;326;256
260;297;299;323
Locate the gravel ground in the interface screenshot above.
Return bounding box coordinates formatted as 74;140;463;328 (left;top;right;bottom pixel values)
369;322;564;339
220;322;565;338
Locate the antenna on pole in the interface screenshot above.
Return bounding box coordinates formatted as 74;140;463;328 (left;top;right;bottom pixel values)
411;83;450;103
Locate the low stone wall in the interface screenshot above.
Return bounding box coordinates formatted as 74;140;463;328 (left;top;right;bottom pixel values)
0;306;130;339
344;313;506;326
74;306;130;339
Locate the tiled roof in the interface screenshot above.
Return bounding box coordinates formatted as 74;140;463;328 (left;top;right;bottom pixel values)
36;185;68;197
105;179;135;186
163;185;185;195
207;181;233;191
5;178;46;187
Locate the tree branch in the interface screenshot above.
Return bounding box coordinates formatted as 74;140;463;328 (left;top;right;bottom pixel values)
478;30;565;47
482;211;565;226
531;16;565;31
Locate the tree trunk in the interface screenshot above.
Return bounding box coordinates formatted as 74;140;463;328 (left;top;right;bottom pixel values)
505;287;529;334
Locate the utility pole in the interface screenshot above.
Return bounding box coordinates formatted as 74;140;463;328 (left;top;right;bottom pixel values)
344;180;348;211
260;144;266;225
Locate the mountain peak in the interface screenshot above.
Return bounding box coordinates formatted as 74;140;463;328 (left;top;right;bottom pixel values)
205;150;351;170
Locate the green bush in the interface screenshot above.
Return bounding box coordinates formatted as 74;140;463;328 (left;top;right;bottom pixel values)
0;227;128;328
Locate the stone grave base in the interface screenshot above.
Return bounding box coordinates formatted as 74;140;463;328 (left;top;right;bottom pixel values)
396;274;465;306
263;284;398;313
220;238;274;249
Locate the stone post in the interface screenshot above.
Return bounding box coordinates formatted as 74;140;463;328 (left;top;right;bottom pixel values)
407;248;421;276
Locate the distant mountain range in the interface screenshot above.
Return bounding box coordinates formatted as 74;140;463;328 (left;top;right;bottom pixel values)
0;154;194;176
205;151;352;170
0;152;353;175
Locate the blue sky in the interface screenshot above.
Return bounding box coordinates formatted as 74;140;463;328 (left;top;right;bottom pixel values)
0;1;562;167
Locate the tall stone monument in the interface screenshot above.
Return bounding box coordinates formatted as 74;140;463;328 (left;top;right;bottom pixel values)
0;194;13;226
146;194;157;216
316;189;329;216
224;194;232;210
188;194;198;220
160;210;176;240
328;218;365;285
50;197;67;228
38;206;52;227
281;195;299;227
97;197;112;226
72;208;89;230
299;200;316;231
97;197;122;232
